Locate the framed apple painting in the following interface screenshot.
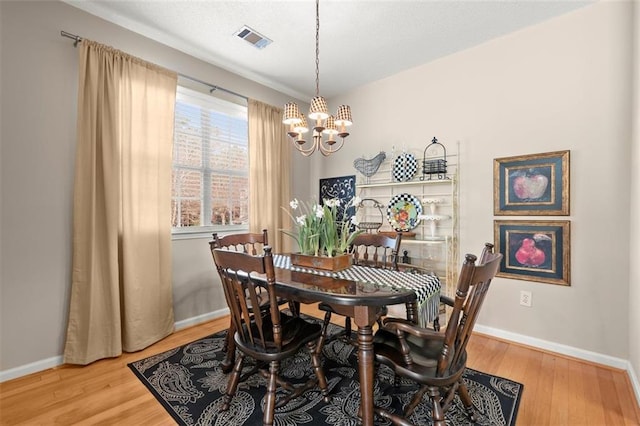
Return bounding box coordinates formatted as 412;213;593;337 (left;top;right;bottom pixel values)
493;150;569;215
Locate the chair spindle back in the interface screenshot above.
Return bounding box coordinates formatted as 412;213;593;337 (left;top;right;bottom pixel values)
350;232;402;270
210;229;268;254
212;246;282;352
439;243;502;374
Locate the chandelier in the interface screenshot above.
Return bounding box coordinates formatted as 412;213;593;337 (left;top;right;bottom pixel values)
282;0;353;157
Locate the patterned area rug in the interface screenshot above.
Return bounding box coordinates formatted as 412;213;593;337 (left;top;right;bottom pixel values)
128;320;522;425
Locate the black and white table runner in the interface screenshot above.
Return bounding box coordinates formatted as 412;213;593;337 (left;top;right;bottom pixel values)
273;254;441;326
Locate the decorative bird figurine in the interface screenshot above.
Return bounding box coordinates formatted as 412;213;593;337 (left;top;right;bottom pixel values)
353;151;386;178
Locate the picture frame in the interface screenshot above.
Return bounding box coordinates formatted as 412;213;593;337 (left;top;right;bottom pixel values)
494;150;569;215
494;220;570;286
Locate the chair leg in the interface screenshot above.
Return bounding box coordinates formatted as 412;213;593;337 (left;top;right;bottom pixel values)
374;407;415;426
263;360;280;426
344;316;351;339
222;353;245;411
221;321;236;373
428;386;446;426
320;310;332;344
308;340;330;402
457;380;477;422
288;300;300;317
405;385;429;416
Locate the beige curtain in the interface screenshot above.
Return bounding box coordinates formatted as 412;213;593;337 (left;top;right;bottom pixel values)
248;99;292;253
64;40;177;365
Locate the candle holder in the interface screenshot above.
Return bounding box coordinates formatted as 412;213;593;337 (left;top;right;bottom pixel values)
422;198;444;215
418;198;449;238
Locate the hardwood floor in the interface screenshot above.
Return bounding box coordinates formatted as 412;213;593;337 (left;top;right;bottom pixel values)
1;305;639;425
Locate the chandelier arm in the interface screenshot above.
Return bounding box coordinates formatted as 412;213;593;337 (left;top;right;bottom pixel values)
319;137;345;156
294;138;319;157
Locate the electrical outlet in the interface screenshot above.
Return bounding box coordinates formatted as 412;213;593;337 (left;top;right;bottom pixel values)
520;290;532;307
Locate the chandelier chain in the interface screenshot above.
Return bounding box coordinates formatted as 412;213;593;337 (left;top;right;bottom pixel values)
282;0;351;156
315;0;320;97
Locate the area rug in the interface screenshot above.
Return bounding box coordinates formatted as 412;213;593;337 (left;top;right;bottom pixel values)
128;320;523;425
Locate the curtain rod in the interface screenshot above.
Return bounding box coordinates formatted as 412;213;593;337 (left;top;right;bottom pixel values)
178;74;248;101
60;30;249;101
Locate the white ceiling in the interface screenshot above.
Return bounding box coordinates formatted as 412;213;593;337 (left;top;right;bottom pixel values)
64;0;592;100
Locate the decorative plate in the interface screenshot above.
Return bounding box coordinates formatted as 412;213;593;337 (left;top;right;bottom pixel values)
392;153;418;182
387;193;423;232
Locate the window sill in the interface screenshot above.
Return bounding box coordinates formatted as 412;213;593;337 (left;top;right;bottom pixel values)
172;225;249;241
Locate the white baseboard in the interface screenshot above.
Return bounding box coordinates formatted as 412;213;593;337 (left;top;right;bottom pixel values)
627;360;640;408
474;324;628;369
0;355;64;383
474;324;640;407
0;308;231;383
174;307;230;331
473;324;640;405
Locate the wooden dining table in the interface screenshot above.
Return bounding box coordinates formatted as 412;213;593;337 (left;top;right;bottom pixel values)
263;255;441;426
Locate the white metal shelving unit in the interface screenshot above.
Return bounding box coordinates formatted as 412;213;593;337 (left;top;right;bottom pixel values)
355;143;459;297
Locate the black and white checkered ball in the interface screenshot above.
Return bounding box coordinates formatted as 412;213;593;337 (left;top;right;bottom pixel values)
392;153;418;182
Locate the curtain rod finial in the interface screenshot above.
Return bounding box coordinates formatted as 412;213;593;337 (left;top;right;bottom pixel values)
60;30;82;47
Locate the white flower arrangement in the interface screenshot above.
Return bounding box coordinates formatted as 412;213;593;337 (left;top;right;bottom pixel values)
282;197;363;257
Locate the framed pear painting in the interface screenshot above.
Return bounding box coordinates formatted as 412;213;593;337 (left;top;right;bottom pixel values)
494;220;570;286
494;150;569;215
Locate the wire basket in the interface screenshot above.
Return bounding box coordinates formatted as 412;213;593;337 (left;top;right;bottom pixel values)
420;137;447;181
355;198;385;232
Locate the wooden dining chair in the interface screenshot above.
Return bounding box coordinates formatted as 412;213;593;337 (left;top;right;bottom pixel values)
371;243;502;426
210;230;298;372
212;246;330;426
350;232;403;269
211;229;269;254
318;232;402;342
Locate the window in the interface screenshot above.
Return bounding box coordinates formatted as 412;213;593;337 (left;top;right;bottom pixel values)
171;85;249;234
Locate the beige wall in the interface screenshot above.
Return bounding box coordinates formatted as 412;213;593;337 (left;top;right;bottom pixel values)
0;0;307;373
320;1;635;361
629;0;640;394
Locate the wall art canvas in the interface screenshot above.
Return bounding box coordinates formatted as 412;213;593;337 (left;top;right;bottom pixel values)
494;220;570;286
494;150;569;215
319;175;356;224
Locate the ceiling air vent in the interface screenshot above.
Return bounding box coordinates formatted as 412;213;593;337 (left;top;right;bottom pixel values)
234;25;272;49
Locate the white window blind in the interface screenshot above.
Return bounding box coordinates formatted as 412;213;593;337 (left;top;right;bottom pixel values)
171;85;249;233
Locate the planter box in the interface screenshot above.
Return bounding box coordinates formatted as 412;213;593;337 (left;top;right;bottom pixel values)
290;253;352;272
